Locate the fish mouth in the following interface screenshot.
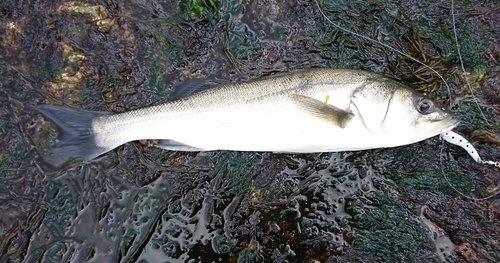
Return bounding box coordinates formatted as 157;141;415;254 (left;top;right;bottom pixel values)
437;115;460;134
419;114;460;140
410;115;460;145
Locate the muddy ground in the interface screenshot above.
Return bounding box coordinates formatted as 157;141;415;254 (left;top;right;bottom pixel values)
0;0;499;262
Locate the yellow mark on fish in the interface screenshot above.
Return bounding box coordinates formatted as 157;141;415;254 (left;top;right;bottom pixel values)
325;94;330;103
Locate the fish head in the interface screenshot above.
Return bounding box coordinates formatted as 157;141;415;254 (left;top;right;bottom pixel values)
380;83;460;144
352;77;460;147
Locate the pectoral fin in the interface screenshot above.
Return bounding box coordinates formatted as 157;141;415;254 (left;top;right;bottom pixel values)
290;94;354;128
157;139;205;151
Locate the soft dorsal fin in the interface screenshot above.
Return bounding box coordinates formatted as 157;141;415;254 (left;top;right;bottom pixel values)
168;79;229;101
289;94;354;128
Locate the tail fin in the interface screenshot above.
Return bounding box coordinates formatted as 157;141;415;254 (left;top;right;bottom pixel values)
36;105;113;167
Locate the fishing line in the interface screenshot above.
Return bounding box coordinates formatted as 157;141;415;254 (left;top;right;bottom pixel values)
440;131;500;200
314;0;500;199
314;0;452;101
451;0;489;124
439;142;500;201
443;1;499;199
314;0;488;121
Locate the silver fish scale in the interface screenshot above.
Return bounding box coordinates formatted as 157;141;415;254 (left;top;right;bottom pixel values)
91;69;372;148
103;69;362;123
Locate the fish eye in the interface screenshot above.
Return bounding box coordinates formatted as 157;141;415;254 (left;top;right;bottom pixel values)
417;98;433;114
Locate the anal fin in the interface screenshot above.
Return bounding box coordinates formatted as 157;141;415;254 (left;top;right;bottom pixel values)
157;139;205;151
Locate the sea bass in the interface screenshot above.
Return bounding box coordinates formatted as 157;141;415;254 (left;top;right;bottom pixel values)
37;68;459;166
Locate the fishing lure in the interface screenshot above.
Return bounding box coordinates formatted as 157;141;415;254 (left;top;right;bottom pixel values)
441;130;500;168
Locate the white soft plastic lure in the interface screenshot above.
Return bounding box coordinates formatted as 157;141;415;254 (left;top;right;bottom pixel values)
441;130;500;168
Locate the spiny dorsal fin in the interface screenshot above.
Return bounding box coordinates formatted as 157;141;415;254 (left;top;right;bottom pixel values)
289;94;354;128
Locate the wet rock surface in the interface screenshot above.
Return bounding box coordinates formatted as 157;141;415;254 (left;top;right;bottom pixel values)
0;0;499;262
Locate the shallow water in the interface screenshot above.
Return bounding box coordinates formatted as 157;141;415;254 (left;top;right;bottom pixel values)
0;0;499;262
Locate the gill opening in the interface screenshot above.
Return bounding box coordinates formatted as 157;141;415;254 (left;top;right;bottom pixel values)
381;88;397;126
350;100;372;136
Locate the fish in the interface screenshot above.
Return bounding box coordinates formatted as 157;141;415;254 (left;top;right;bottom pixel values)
36;68;460;167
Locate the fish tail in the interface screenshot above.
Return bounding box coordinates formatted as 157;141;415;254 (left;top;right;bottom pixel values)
36;105;112;167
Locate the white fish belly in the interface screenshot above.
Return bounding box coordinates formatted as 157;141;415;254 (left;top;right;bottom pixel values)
112;100;375;152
